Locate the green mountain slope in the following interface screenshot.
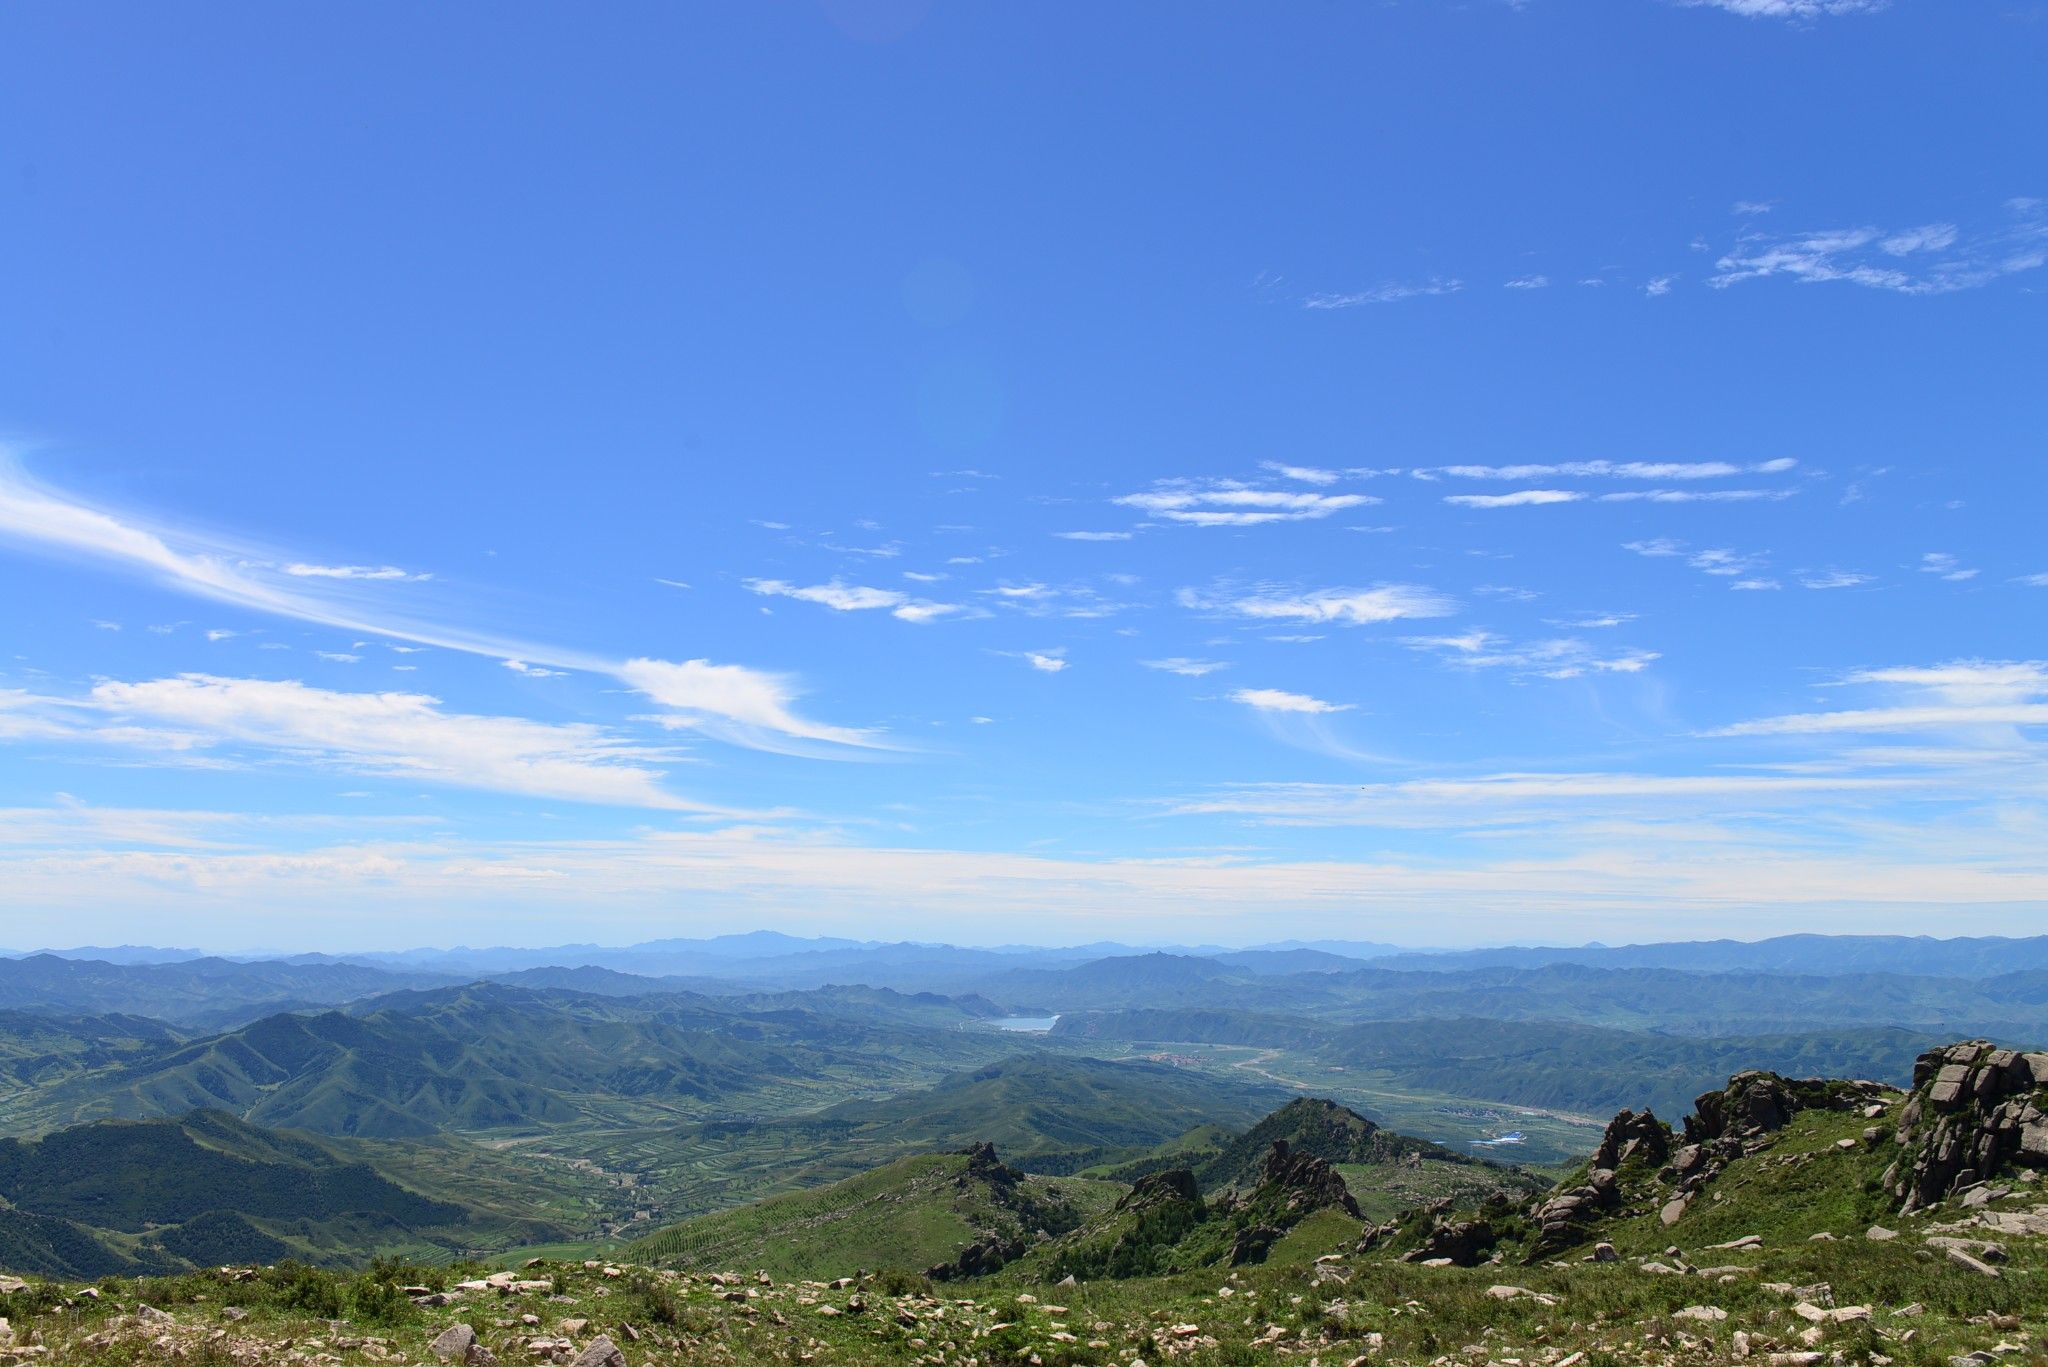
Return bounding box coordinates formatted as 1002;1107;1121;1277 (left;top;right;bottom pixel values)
0;1110;521;1276
0;983;1012;1139
626;1143;1121;1279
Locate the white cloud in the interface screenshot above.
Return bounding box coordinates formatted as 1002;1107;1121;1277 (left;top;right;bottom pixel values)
1427;459;1792;481
1259;462;1342;485
315;651;362;662
1681;0;1886;18
2017;573;2048;588
1689;547;1760;576
503;659;566;678
1504;275;1549;290
1053;530;1133;541
284;563;429;582
1802;570;1872;590
621;658;878;751
1174;770;1905;827
1710;202;2048;294
1302;278;1462;309
1596;489;1794;503
1733;201;1775;215
1141;658;1229;677
1731;578;1781;591
742;578;965;623
1919;552;1978;582
75;674;704;809
1446;490;1584;508
1180;583;1457;627
0;456;873;753
1623;538;1685;558
1231;687;1351;714
1403;631;1660;680
1025;651;1068;673
1644;276;1676;297
1714;660;2048;736
1115;480;1376;527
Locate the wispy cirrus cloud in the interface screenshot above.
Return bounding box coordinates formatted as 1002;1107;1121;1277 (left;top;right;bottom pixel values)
0;454;880;753
1425;458;1794;481
1710;200;2048;295
1179;583;1457;627
1142;658;1230;677
744;577;966;623
1114;480;1376;527
1597;488;1794;504
1680;0;1887;19
1302;278;1462;309
283;563;430;582
1445;489;1583;509
1713;660;2048;737
1919;552;1978;583
1171;769;1906;828
16;673;722;810
1403;630;1660;680
1259;461;1342;485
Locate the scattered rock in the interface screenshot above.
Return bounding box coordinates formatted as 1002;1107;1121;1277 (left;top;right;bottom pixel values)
1944;1247;2002;1277
431;1324;478;1362
569;1334;627;1367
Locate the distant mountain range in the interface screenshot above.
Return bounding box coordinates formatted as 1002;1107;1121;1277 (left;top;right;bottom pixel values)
16;931;2048;985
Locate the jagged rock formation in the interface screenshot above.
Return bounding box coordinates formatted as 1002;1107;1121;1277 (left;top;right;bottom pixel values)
1593;1107;1671;1171
1255;1138;1362;1220
1887;1041;2048;1211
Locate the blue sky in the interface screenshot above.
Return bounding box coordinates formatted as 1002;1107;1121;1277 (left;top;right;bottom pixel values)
2;0;2045;950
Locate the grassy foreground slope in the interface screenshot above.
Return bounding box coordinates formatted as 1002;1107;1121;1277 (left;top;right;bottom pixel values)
2;1040;2045;1365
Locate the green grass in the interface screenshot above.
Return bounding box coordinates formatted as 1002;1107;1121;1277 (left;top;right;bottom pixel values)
627;1150;1123;1279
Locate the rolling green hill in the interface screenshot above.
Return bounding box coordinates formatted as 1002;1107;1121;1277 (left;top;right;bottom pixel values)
0;983;1018;1140
0;1110;533;1277
626;1144;1121;1279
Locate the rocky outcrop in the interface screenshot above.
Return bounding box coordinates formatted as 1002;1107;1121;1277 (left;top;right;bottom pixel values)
1116;1168;1202;1212
1593;1108;1672;1172
922;1142;1079;1281
1400;1213;1498;1267
1522;1067;1894;1260
1527;1163;1619;1258
1668;1069;1894;1195
1255;1138;1361;1219
959;1141;1025;1189
1887;1041;2048;1212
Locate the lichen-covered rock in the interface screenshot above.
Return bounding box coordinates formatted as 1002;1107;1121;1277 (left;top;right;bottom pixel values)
1887;1041;2048;1211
